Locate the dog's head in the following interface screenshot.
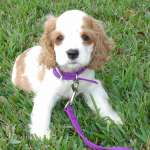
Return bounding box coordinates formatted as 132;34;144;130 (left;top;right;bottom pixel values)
39;10;114;71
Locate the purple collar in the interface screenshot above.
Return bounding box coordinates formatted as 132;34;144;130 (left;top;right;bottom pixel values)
53;66;98;84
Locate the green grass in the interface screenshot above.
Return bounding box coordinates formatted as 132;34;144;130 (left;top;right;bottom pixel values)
0;0;150;149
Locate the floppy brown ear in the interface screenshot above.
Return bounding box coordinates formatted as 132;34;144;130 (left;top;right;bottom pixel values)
87;18;114;70
39;16;57;70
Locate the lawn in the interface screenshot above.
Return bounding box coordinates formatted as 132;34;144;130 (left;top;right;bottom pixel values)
0;0;150;149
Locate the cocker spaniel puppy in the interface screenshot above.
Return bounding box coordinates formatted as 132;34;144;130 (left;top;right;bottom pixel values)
12;10;122;139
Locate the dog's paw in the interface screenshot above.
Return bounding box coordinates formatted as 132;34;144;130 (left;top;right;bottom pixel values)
113;116;123;125
29;124;51;140
105;112;123;125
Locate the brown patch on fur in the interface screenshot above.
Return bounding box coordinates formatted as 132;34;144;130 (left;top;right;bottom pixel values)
14;49;32;92
37;64;45;82
82;16;114;70
52;31;65;46
80;31;94;45
39;16;57;70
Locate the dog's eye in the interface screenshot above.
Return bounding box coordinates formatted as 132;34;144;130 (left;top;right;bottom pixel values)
57;36;63;42
82;35;90;41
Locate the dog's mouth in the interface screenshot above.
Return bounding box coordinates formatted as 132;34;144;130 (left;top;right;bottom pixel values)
70;62;77;64
67;60;78;64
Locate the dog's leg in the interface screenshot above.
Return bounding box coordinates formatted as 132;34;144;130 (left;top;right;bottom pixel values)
84;80;123;124
29;89;58;139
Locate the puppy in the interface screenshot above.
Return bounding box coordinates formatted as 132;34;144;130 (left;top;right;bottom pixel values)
12;10;122;139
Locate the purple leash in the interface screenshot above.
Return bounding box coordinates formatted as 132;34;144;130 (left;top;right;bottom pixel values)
65;107;133;150
53;66;133;150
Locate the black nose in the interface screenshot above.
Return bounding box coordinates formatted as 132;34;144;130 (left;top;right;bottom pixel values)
67;49;79;59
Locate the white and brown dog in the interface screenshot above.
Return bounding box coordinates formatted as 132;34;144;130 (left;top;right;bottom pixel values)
12;10;122;139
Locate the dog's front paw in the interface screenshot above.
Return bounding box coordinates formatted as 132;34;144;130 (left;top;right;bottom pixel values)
106;112;123;125
29;124;51;140
112;115;123;125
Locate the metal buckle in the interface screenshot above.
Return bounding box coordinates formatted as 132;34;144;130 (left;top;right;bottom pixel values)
65;74;79;109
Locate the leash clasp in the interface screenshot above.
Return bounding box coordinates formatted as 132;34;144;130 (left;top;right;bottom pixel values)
65;74;79;109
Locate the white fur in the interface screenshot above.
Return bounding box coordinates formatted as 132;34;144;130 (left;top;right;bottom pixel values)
12;10;122;140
